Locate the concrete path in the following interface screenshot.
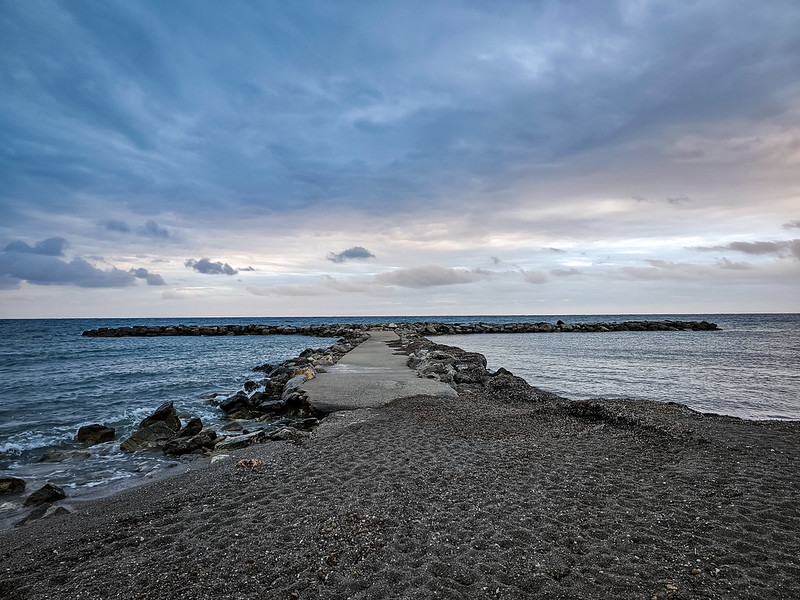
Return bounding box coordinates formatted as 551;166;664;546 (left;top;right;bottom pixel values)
303;330;457;412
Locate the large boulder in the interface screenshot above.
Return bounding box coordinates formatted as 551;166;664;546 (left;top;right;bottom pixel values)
16;504;70;527
219;391;252;416
38;451;90;463
139;401;181;431
281;374;307;399
175;417;203;438
0;477;25;496
214;430;266;451
23;483;66;507
163;430;218;456
77;424;115;446
120;421;177;451
120;402;183;451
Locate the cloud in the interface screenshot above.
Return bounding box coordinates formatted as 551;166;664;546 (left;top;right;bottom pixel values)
104;220;131;233
131;267;166;286
666;196;691;206
139;220;169;239
693;239;800;259
551;268;581;277
0;252;135;288
327;246;376;263
185;258;238;275
522;270;548;284
616;258;758;282
375;265;490;288
783;220;800;229
247;285;328;297
4;237;68;256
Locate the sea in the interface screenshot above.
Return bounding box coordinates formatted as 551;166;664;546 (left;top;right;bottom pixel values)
1;313;798;528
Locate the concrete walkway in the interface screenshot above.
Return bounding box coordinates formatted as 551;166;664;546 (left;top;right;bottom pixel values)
303;330;457;412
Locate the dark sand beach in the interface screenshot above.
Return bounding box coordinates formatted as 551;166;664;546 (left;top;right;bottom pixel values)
2;333;799;599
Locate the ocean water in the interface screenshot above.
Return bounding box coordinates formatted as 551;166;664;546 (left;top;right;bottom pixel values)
0;317;345;527
1;314;797;528
435;313;800;420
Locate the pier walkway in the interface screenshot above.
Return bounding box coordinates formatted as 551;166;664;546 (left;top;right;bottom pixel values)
302;330;457;413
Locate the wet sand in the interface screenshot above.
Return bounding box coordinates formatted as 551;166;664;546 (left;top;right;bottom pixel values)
1;333;799;599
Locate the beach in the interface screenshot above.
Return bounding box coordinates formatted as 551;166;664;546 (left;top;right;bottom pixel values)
2;329;799;599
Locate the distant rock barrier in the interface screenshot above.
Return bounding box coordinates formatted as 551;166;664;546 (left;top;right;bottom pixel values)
82;319;720;338
82;323;367;338
400;319;721;335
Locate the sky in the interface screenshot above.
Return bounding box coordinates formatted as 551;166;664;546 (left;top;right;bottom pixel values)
1;0;799;318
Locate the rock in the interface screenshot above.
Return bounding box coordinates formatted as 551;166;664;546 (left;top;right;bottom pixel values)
77;424;115;446
290;366;316;380
23;483;66;507
38;451;91;463
221;422;244;432
269;427;304;441
0;477;26;495
281;374;307;399
213;431;266;451
256;399;287;414
243;380;258;392
120;421;178;451
16;504;70;527
176;417;203;438
139;401;181;432
219;391;252;415
163;430;218;456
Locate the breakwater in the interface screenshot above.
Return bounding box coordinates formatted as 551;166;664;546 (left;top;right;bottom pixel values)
82;320;720;338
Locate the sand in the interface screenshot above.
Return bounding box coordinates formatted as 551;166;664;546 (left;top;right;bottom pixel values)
2;340;799;599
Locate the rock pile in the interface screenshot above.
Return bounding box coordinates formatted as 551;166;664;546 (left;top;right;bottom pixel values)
81;320;720;337
400;319;721;335
82;323;371;338
116;333;368;457
219;336;367;420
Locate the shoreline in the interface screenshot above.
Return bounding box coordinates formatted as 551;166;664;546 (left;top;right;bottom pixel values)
3;324;799;598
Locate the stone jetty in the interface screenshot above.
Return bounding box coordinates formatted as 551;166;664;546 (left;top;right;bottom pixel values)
82;319;720;337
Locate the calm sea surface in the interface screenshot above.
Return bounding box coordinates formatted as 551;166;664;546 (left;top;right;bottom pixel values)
435;313;800;421
1;314;797;527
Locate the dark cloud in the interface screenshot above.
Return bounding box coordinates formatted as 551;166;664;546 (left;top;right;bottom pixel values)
131;268;166;286
0;252;134;288
693;240;800;259
4;237;68;256
783;220;800;229
375;266;489;288
185;258;238;275
104;220;131;233
139;220;169;239
2;1;798;220
327;246;376;263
